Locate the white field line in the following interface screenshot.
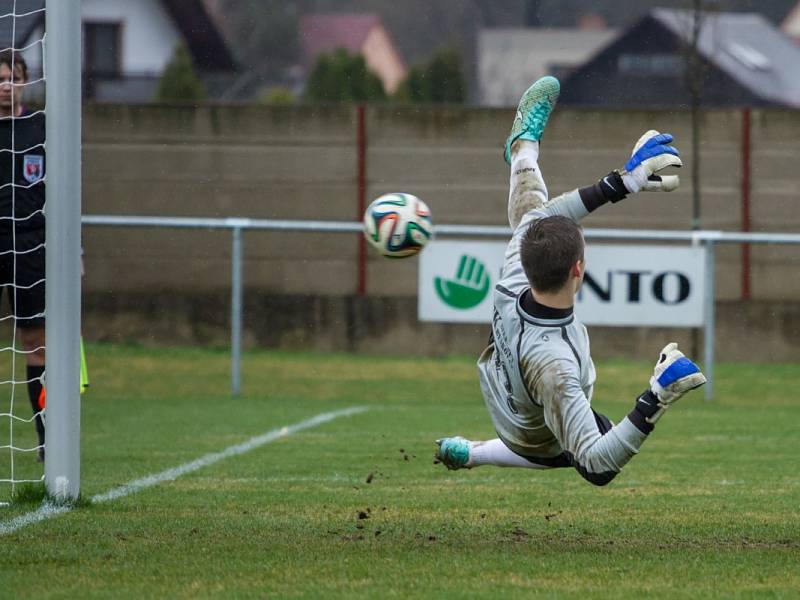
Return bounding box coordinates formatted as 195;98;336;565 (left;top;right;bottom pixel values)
0;406;367;536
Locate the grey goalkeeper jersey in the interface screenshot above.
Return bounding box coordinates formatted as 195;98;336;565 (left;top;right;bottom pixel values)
477;189;647;485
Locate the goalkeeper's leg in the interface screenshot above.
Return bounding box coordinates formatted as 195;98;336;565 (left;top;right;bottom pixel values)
471;438;553;469
508;141;549;228
504;76;560;228
436;437;552;470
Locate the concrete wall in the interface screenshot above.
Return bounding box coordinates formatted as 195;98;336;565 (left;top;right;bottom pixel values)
81;104;800;360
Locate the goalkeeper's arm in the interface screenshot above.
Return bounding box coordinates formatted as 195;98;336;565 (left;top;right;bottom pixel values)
525;129;683;225
534;343;705;487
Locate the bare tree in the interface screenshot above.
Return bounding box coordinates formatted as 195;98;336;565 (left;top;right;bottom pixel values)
682;0;721;231
686;0;705;231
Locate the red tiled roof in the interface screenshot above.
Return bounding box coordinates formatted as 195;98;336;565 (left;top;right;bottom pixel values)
300;13;381;65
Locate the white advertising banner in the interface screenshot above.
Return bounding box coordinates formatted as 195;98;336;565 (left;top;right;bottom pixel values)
418;241;507;323
418;241;706;327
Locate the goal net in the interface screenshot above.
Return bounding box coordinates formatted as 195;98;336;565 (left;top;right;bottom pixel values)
0;0;81;505
0;0;47;505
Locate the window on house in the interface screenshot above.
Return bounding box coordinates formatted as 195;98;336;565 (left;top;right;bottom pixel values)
617;53;684;77
84;23;121;78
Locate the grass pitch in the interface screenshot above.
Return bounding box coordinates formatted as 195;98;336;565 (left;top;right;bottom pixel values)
2;344;799;598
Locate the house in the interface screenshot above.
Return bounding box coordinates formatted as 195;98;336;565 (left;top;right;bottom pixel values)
0;0;236;102
299;14;406;94
782;1;800;42
478;27;618;107
559;9;800;108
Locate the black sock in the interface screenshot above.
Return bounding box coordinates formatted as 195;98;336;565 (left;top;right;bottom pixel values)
27;365;45;447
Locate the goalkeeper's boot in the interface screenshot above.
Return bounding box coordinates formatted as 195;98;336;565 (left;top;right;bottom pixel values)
503;75;560;164
435;436;472;470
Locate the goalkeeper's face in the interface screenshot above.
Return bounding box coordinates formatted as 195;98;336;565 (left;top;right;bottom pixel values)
0;63;25;117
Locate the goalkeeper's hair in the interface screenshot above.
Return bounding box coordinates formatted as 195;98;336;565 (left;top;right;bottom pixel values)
520;215;584;293
0;50;28;81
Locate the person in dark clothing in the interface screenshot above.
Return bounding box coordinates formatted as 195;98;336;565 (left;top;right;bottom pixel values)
0;50;46;460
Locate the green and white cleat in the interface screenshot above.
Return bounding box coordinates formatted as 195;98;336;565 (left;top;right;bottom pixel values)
435;436;472;470
503;75;560;164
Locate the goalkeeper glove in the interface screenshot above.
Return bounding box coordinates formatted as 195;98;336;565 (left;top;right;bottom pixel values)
620;130;682;194
634;343;706;428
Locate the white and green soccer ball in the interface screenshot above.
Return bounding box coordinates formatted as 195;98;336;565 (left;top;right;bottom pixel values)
363;192;432;258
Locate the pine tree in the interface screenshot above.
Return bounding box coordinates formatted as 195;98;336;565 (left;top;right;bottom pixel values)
305;49;386;102
426;47;466;103
394;46;466;104
155;45;207;103
394;63;427;103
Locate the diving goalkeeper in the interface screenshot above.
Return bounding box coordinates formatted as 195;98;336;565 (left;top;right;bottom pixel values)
435;76;706;485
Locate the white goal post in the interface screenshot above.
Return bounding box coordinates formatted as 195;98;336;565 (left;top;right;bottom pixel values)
43;0;81;501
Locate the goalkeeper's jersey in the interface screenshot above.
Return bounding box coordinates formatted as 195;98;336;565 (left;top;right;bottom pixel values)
477;189;647;485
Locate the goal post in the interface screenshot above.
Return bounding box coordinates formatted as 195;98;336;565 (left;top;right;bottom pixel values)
43;0;81;501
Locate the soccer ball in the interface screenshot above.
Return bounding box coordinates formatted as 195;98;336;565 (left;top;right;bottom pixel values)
363;193;432;258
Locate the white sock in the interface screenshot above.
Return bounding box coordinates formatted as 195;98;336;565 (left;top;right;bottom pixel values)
508;140;549;227
468;438;550;469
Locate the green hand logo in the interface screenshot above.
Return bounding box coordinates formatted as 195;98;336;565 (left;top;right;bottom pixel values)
435;254;491;309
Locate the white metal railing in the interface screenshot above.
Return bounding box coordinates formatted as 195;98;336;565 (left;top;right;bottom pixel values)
81;215;800;400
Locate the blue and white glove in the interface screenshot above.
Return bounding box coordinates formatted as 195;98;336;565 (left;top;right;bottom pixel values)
620;130;682;194
636;342;707;426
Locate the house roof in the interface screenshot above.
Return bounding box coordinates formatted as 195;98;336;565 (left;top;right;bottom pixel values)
478;27;618;107
161;0;236;71
560;8;800;108
0;0;44;51
651;9;800;107
300;13;382;66
0;0;235;72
